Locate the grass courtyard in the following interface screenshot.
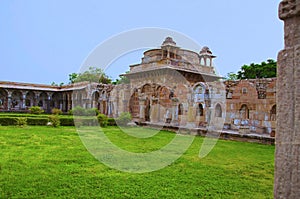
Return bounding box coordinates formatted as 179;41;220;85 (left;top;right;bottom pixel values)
0;126;274;198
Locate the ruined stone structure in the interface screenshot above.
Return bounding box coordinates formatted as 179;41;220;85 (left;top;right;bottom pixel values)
0;81;113;116
224;78;276;134
121;37;225;128
275;0;300;198
0;37;277;135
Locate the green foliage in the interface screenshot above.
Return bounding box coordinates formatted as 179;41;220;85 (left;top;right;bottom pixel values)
48;115;60;127
97;113;108;127
69;67;112;84
51;108;63;115
236;59;277;79
51;82;64;86
0;112;116;127
70;106;86;116
116;112;132;126
68;73;78;84
113;71;130;85
70;106;100;116
225;72;238;80
0;113;48;118
26;118;48;126
16;117;27;127
0;117;18;125
59;117;75;126
108;118;117;126
85;108;99;116
29;106;44;114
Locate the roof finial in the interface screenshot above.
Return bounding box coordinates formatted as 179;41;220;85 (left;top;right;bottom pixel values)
162;37;176;46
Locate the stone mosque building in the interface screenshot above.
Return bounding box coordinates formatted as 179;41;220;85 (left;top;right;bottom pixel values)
0;37;276;135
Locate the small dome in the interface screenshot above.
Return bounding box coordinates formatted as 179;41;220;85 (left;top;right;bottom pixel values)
162;37;176;46
200;46;212;54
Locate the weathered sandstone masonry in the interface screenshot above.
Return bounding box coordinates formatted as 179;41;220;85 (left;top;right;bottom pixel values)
275;0;300;198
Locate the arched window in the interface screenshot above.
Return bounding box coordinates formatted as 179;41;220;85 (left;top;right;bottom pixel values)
215;104;222;117
242;88;247;94
206;58;211;67
200;58;205;66
178;103;183;115
196;103;204;116
194;84;205;102
270;105;276;121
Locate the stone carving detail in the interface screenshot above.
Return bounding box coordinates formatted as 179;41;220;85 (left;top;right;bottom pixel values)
256;82;267;99
279;0;300;19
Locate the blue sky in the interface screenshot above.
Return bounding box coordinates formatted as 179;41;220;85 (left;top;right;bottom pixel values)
0;0;283;84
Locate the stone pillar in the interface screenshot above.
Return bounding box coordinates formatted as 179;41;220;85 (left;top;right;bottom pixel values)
171;98;179;126
68;93;72;111
150;98;159;123
46;95;51;113
275;1;300;198
139;98;146;122
35;93;40;106
7;94;11;111
22;94;26;109
123;100;128;113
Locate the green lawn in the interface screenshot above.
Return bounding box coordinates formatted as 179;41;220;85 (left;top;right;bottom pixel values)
0;126;274;198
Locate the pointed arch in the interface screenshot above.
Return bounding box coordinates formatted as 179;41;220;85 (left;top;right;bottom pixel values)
196;103;204;116
0;89;8;110
215;103;222;117
129;89;139;118
240;104;249;119
25;91;35;108
270;104;276;121
91;91;100;109
11;90;23;110
178;103;183;116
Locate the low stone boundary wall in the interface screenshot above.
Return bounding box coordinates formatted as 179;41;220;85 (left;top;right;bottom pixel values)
140;122;275;145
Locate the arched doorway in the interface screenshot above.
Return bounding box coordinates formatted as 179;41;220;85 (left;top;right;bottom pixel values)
51;93;63;110
129;89;139;119
240;104;249;119
0;89;8;110
25;91;35;108
159;87;171;122
145;97;150;122
38;92;48;111
92;91;100;110
196;103;204;116
11;90;23;110
270;105;276;121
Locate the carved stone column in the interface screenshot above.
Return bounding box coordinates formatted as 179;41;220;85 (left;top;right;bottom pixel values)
171;98;179;126
139;98;146;122
7;93;12;111
150;97;159;123
22;94;26;109
275;1;300;198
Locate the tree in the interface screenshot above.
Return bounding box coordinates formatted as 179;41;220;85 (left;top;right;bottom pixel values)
51;82;64;86
236;59;277;79
225;72;238;80
69;73;78;84
113;71;130;85
69;67;112;84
